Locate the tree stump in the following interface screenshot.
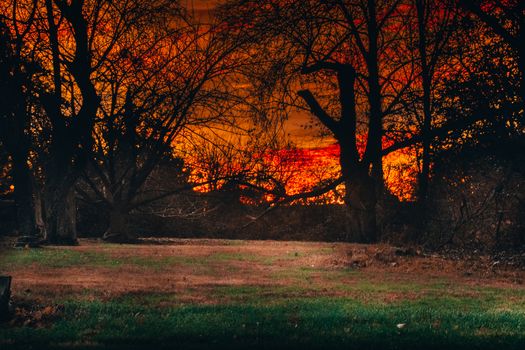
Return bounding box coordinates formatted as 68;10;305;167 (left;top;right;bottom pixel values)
0;276;12;322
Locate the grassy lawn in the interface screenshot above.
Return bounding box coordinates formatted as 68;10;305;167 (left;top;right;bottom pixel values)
1;239;525;349
2;297;525;350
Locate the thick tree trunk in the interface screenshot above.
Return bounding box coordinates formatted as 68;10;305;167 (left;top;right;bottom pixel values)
343;169;378;243
0;22;39;245
12;155;40;247
5;113;41;246
44;183;77;245
11;153;36;232
39;0;100;246
103;207;136;243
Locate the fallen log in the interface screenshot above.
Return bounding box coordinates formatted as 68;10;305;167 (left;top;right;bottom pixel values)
0;276;12;322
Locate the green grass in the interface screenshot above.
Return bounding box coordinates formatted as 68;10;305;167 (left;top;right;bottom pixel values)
0;248;191;271
206;252;265;263
203;250;309;266
270;266;324;282
0;245;335;273
2;243;525;349
1;297;525;349
0;248;121;269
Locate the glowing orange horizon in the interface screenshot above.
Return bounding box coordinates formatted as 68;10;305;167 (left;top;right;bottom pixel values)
188;141;419;205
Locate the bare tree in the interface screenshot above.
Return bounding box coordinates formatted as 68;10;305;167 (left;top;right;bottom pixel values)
0;1;41;244
16;0;188;244
76;7;258;242
218;0;417;242
457;0;525;105
410;0;457;201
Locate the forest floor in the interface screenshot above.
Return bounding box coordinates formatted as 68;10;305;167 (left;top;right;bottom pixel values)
1;238;525;349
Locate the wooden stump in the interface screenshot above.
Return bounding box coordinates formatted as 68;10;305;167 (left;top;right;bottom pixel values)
0;276;12;322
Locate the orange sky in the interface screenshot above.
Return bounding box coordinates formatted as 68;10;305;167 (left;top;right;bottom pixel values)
188;0;329;148
186;0;419;201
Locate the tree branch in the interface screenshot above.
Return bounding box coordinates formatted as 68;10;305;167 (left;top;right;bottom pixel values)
297;89;340;136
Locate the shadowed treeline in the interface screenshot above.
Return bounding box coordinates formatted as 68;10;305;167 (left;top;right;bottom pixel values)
0;0;524;249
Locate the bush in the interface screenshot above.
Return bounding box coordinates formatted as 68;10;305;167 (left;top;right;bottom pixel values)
423;145;525;251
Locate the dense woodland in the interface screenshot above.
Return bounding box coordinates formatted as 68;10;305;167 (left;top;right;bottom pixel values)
0;0;524;250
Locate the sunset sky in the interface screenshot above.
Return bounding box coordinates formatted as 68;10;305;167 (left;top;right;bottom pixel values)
189;0;328;148
185;0;419;201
